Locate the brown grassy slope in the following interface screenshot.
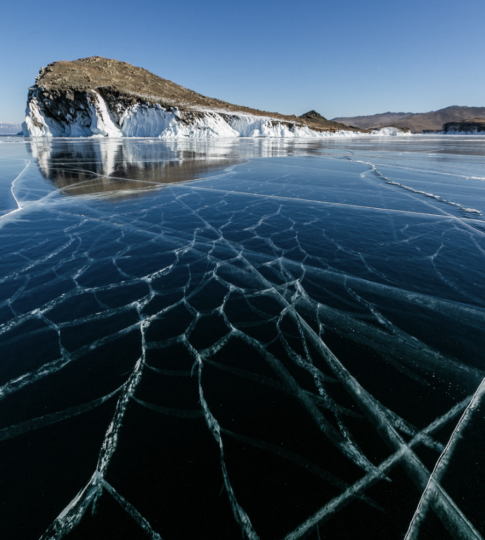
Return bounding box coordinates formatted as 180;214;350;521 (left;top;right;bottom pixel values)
333;106;485;132
453;118;485;124
36;56;359;132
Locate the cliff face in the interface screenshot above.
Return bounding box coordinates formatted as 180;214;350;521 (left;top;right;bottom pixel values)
442;119;485;134
26;138;242;197
24;85;105;137
23;85;236;138
22;56;360;139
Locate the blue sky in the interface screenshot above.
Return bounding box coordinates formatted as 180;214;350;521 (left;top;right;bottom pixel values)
1;0;484;123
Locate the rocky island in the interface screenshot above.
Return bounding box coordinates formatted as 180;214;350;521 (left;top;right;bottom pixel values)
22;57;362;139
442;118;485;134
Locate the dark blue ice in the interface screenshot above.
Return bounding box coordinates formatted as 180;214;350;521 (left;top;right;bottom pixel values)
0;135;484;540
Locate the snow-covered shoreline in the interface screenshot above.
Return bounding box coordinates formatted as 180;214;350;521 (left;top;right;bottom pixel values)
22;89;409;139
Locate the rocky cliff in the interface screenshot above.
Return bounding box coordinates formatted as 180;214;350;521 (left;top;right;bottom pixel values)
442;118;485;134
22;57;361;139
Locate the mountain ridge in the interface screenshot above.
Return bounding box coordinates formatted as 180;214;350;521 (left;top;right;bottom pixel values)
333;106;485;132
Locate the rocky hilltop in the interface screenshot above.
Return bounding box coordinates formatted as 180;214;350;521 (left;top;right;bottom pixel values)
297;110;351;130
333;106;485;133
23;56;359;139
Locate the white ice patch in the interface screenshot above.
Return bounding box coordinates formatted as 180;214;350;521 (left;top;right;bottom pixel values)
88;91;122;137
23;92;410;140
22;97;92;137
22;99;48;137
229;115;298;138
371;127;410;136
119;105;239;138
228;114;366;139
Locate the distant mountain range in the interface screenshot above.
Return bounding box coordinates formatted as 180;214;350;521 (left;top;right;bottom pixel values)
0;123;21;134
333;106;485;132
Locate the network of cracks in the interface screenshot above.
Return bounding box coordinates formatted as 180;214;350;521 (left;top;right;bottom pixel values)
0;137;485;540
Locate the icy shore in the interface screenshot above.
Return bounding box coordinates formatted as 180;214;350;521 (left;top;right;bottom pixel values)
22;89;407;139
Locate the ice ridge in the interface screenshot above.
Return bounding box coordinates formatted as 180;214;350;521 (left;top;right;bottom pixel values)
22;89;408;139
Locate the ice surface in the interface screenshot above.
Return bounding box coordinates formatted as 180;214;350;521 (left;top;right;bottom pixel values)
0;135;484;539
405;378;485;540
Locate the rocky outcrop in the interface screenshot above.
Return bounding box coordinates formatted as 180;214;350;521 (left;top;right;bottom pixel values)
442;119;485;134
24;85;104;137
298;110;358;131
22;57;363;139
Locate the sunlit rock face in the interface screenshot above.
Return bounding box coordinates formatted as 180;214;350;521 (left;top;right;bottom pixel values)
0;136;485;539
21;56;364;139
22;88;363;139
22;87;409;139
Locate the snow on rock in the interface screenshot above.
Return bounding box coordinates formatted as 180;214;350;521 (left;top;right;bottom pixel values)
22;90;409;140
88;91;122;137
229;115;297;138
371;127;410;136
22;93;92;137
119;106;239;138
225;115;342;138
22;98;63;137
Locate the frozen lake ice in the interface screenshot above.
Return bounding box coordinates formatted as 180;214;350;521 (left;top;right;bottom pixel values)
0;135;484;539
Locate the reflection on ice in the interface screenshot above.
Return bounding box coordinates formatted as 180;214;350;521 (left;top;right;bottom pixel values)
0;136;484;539
26;137;326;198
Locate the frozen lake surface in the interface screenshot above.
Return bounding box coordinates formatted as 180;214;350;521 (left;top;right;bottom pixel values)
0;135;484;539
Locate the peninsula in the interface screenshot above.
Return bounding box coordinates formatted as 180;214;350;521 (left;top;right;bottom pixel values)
22;57;360;139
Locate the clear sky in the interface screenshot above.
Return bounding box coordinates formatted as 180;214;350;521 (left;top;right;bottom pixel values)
2;0;484;123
